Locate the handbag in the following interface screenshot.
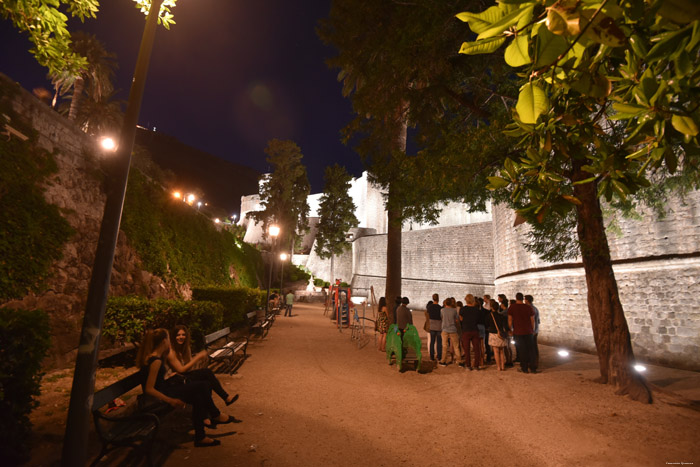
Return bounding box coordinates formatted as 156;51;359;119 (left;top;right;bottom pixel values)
423;311;430;332
491;312;505;339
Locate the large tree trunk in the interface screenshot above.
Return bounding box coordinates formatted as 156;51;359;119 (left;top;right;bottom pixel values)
385;204;402;325
572;161;652;403
68;77;84;121
384;108;408;326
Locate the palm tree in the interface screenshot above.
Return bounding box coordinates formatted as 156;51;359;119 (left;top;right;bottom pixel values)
50;31;118;122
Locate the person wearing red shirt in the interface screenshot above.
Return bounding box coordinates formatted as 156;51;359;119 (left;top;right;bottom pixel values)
507;292;537;374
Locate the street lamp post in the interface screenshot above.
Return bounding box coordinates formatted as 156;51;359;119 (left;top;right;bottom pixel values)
265;225;280;312
279;252;288;293
61;1;166;465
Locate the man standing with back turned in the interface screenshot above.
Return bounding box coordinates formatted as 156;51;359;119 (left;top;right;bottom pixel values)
508;292;537;374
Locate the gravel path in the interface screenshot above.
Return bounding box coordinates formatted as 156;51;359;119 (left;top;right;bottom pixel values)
159;302;699;467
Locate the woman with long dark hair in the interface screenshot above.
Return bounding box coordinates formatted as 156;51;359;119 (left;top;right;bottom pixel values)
167;325;240;407
376;297;389;352
137;328;235;447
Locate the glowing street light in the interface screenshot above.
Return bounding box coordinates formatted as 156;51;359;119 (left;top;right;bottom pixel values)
173;191;181;199
557;350;570;357
279;252;288;293
197;201;202;209
100;137;117;151
214;218;220;224
634;364;647;373
269;224;280;237
186;193;195;205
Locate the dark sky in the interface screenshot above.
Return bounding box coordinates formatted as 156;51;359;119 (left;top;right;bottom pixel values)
0;0;363;192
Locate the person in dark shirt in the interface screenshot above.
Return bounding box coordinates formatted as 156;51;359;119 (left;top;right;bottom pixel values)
459;294;483;370
508;292;537;373
396;296;413;332
426;293;442;362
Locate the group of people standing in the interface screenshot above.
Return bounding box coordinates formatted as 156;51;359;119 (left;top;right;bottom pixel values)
375;292;541;374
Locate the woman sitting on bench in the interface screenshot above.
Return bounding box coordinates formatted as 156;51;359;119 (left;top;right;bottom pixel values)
167;325;240;407
137;328;235;447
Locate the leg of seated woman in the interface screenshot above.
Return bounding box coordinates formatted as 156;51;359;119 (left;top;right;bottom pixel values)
167;381;220;441
186;368;229;402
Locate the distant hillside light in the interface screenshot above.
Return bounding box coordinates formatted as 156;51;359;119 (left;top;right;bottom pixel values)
558;350;570;357
634;364;647;373
100;137;116;151
214;218;220;223
173;191;181;199
186;193;195;204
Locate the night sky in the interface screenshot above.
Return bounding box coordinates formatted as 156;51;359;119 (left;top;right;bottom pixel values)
0;0;363;192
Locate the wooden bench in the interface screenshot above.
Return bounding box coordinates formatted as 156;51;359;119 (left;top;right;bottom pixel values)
204;327;248;374
247;310;274;338
91;372;171;466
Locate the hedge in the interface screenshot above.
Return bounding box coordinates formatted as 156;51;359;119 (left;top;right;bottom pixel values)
103;296;224;349
0;308;51;465
192;286;267;327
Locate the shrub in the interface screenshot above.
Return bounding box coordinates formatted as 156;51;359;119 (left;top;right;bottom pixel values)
192;287;265;328
313;278;325;287
0;308;51;465
285;263;311;282
103;296;224;349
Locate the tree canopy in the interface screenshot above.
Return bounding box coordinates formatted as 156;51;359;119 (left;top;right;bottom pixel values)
315;164;359;260
249;139;311;252
456;0;700;402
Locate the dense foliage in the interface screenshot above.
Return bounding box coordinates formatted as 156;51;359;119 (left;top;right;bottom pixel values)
191;287;266;328
121;169;263;290
0;308;51;465
315;164;359;259
103;296;224;348
0;88;74;302
458;0;700;227
249;139;311;252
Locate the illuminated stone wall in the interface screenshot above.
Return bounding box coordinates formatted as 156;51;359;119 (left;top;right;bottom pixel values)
492;194;700;371
349;222;495;304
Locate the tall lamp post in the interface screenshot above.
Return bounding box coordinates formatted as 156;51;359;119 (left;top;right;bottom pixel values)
265;225;280;312
61;1;166;465
279;252;288;293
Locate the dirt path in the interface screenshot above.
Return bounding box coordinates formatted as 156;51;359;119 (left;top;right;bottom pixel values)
155;302;699;467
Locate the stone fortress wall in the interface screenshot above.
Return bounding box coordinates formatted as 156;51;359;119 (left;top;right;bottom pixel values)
493;195;700;370
242;169;700;371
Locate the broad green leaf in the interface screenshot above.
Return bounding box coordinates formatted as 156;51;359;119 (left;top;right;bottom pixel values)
456;6;503;34
673;50;692;78
487;176;511;189
516;82;549;124
459;36;507;55
505;34;531;67
477;5;534;40
580;10;626;47
546;6;581;36
671;114;699;136
646;29;685;63
561;195;582;205
612;102;647;115
571;72;611;98
534;26;569;68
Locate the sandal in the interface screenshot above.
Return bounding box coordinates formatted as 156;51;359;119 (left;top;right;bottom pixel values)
194;438;221;447
216;415;242;424
225;394;239;406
